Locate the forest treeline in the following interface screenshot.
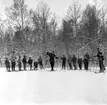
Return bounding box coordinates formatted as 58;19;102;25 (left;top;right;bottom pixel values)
0;0;107;58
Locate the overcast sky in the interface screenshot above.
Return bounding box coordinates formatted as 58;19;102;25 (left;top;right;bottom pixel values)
0;0;106;19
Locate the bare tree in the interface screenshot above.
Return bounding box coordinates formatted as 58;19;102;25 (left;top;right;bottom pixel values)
5;0;33;53
56;2;82;56
99;7;107;41
0;18;6;55
32;1;58;60
5;0;29;30
79;4;101;53
67;1;82;37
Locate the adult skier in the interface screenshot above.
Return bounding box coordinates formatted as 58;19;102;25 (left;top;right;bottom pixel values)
47;51;58;71
61;55;66;70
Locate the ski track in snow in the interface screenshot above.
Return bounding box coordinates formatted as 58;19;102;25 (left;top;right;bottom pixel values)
0;67;107;105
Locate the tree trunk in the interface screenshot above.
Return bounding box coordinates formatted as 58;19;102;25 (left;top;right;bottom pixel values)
64;42;69;57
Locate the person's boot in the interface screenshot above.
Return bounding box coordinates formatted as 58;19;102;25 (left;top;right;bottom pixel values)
51;67;54;71
99;68;102;73
19;67;21;71
103;65;106;70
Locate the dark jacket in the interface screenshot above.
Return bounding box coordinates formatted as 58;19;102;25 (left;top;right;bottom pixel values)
22;57;27;64
97;51;104;61
28;58;33;65
77;58;83;64
72;56;77;63
61;56;66;63
5;59;10;67
38;57;42;63
47;52;58;62
84;53;90;60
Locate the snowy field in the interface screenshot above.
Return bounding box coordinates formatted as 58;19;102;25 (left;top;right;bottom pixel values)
0;67;107;105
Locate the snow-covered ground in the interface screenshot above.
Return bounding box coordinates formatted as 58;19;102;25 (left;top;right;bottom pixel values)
0;67;107;105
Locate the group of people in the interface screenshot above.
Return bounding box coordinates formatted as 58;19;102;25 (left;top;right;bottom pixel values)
5;52;43;72
4;48;106;73
47;48;105;73
47;51;92;71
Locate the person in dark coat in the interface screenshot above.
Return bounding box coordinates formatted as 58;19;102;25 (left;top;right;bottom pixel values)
96;48;105;72
34;60;38;70
67;55;72;70
22;55;27;70
28;57;33;70
83;52;90;70
47;51;58;71
77;57;83;70
61;55;66;70
72;54;77;70
18;55;22;71
38;56;43;70
5;58;10;72
11;52;16;71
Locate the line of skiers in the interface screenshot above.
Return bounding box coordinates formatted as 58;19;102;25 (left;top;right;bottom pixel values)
5;52;43;72
46;51;90;71
5;48;106;73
